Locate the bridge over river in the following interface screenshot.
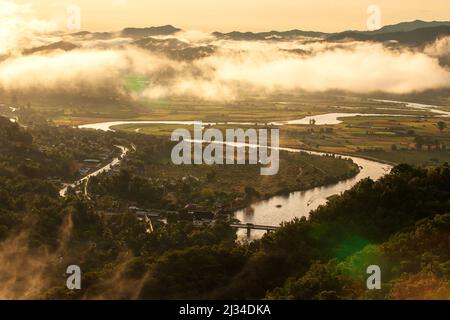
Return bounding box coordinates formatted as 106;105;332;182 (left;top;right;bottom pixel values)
230;223;280;238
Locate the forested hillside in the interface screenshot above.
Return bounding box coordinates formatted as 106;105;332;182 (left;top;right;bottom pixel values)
0;116;448;299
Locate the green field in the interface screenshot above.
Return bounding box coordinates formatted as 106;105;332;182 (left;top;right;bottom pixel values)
5;92;449;166
113;114;450;166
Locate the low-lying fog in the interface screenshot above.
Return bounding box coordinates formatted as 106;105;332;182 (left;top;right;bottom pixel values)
1;0;450;101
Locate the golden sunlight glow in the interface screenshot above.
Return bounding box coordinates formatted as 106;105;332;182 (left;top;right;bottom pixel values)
14;0;450;32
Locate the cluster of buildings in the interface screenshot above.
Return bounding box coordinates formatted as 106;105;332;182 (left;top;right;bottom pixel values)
126;204;230;230
78;159;101;176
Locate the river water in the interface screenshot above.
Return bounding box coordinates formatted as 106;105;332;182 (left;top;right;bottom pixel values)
234;152;390;239
64;99;450;238
285;113;412;125
373;99;450;118
77;119;393;239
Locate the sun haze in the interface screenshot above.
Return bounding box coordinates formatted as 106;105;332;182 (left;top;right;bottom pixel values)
14;0;450;32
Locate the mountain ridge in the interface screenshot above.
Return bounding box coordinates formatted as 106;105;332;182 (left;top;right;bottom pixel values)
64;20;450;41
327;25;450;45
22;20;450;57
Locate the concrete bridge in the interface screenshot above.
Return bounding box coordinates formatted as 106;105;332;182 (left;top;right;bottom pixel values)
230;223;280;238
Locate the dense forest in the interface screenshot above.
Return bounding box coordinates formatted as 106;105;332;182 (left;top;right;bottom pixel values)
0;116;448;299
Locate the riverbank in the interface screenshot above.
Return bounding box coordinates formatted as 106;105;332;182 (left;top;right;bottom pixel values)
234;151;391;239
74;119;391;238
288;145;398;166
225;167;361;224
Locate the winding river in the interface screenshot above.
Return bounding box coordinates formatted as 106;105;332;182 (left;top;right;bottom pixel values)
76;118;393;239
56;99;449;238
234;153;390;239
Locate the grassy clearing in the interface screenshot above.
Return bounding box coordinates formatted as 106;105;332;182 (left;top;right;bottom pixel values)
283;116;449;164
135;148;360;200
114;115;450;166
46;94;450;166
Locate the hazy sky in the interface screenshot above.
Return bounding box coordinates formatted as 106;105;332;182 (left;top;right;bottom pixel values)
15;0;450;32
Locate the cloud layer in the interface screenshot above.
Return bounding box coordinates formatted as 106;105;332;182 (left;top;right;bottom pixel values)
0;1;57;55
0;0;449;101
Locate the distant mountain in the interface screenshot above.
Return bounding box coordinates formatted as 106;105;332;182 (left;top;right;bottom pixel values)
327;26;450;45
133;37;216;60
71;31;91;37
36;20;450;59
371;20;450;34
212;30;327;41
211;20;450;43
134;37;187;50
121;25;181;38
23;41;79;55
71;31;114;40
67;25;181;40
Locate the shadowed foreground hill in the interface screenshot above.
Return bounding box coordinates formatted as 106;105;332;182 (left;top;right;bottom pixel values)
268;213;450;300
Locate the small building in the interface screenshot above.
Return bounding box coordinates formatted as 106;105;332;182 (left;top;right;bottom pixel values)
146;211;162;219
191;211;215;227
128;206;141;212
78;168;90;176
184;203;203;211
136;211;149;217
83;159;101;168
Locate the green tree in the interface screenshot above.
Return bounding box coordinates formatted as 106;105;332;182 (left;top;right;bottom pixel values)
437;121;447;134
